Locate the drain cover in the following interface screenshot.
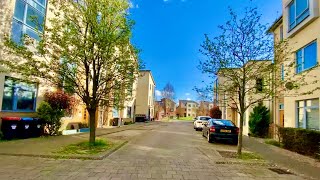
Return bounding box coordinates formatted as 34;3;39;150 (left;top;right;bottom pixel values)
268;168;294;175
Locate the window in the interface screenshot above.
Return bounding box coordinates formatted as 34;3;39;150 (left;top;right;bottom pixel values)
256;78;264;92
12;0;47;43
279;103;284;110
200;117;211;121
280;26;284;41
2;77;37;111
297;99;319;130
127;107;132;118
281;64;285;80
288;0;310;31
296;41;317;73
212;120;235;127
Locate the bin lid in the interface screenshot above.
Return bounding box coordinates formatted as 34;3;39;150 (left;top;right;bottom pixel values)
1;117;21;121
21;117;34;121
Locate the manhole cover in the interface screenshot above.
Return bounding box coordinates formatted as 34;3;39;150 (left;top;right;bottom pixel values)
268;168;294;175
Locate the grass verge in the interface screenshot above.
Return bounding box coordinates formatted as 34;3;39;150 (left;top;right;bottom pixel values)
218;150;263;160
238;152;263;160
177;117;194;121
265;139;283;148
56;139;114;155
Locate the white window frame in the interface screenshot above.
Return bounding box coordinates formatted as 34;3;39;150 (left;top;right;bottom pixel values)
288;0;310;31
296;98;319;130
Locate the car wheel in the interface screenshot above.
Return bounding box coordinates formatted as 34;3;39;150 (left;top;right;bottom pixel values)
232;139;238;145
207;132;213;143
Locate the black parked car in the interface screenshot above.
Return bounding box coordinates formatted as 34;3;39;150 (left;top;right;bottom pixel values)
202;119;239;145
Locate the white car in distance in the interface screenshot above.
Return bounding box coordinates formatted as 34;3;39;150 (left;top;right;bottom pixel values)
193;116;211;131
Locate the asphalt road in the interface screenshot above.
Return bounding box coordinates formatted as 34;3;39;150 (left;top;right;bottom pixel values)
0;120;304;180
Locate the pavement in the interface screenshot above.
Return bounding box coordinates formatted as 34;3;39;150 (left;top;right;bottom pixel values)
0;120;314;179
0;122;155;157
243;136;320;180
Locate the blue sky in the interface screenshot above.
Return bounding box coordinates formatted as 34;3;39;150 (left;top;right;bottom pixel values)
129;0;282;102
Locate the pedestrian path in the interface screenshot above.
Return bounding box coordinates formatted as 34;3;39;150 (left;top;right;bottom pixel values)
243;136;320;180
0;122;157;157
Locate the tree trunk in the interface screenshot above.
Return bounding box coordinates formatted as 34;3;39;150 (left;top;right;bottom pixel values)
237;113;244;156
88;109;96;144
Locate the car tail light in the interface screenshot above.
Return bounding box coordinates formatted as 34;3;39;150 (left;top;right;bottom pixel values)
209;126;215;132
236;128;239;134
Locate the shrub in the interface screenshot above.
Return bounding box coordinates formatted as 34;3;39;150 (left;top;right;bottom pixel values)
209;106;222;119
37;91;75;135
44;90;74;109
249;103;270;137
279;127;320;158
37;102;64;135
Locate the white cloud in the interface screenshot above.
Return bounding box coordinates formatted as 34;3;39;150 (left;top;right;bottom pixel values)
155;90;162;97
185;93;190;96
135;4;139;8
187;98;191;101
164;0;169;2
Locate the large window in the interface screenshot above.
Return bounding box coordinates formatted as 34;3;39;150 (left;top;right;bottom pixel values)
2;77;37;111
296;41;317;73
12;0;47;43
288;0;310;31
297;99;319;130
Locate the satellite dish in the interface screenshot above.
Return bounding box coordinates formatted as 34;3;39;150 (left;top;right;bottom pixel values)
285;82;294;90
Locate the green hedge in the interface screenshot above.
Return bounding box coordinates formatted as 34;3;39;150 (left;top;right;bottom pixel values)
279;127;320;157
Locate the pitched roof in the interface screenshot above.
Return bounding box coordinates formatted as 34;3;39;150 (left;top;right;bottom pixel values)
267;15;283;33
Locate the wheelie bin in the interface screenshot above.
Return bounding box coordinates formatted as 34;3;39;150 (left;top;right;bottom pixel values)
1;117;21;140
18;117;34;139
30;118;43;137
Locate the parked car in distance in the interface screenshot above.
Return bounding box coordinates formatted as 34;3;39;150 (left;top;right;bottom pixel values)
202;119;239;145
193;116;211;131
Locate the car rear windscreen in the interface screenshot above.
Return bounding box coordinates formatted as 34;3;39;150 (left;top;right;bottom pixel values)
212;120;235;126
200;117;211;120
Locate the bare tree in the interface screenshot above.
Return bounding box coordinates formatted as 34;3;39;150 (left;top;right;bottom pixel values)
197;7;312;155
162;82;175;100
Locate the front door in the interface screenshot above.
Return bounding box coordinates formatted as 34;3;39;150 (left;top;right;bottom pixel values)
279;110;284;127
231;108;238;125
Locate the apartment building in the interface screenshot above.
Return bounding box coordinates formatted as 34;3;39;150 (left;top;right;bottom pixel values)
268;0;320;131
100;80;138;127
154;98;176;120
0;0;138;130
135;70;156;121
176;100;199;118
0;0;51;120
213;61;273;135
198;101;214;116
154;100;164;120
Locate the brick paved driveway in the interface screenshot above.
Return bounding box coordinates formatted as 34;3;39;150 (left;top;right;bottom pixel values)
0;121;305;180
